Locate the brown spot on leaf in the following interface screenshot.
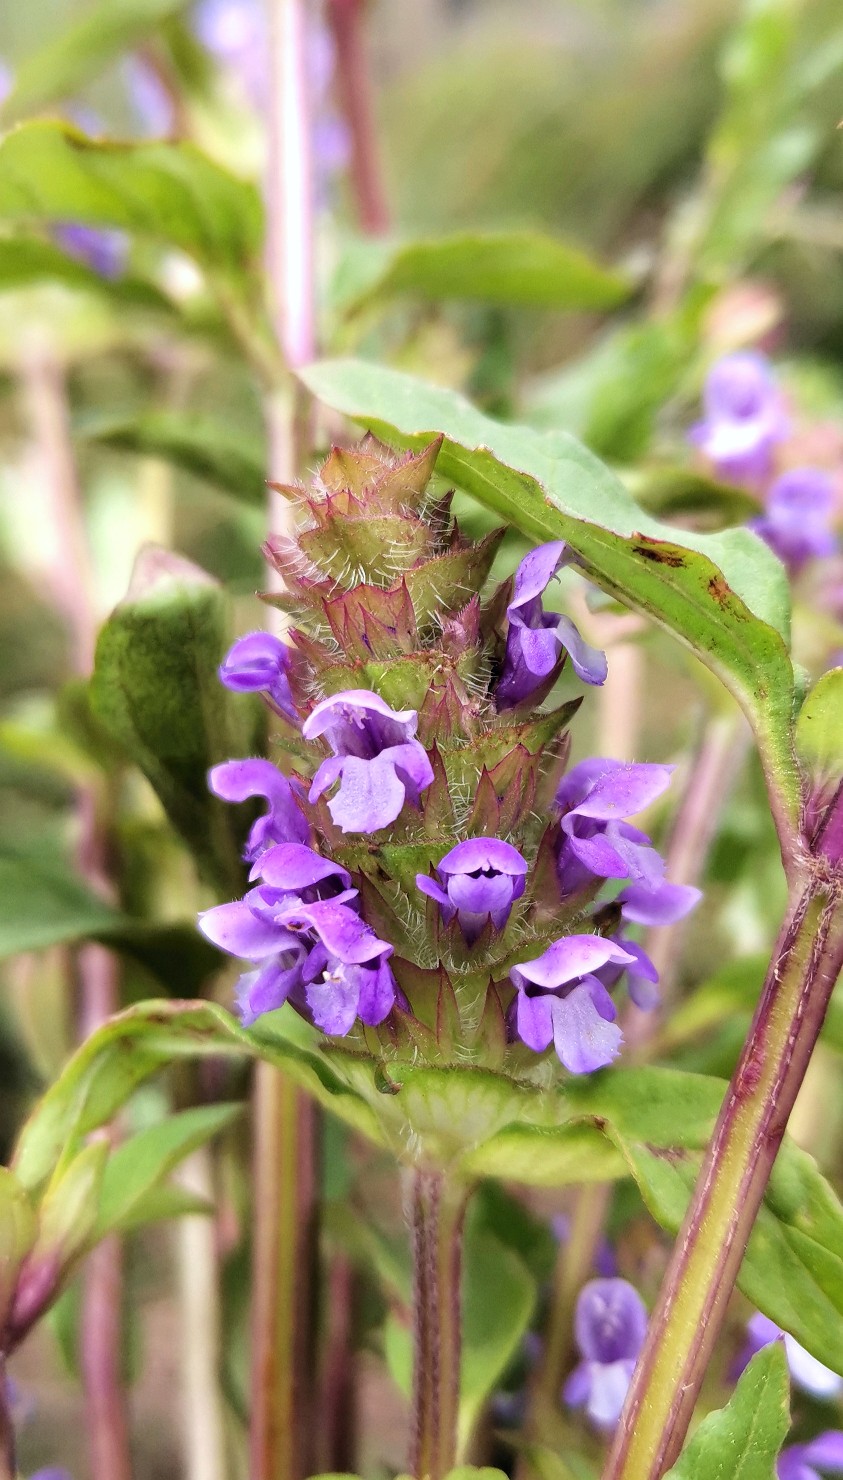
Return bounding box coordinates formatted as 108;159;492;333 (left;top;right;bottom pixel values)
631;535;687;567
708;575;731;602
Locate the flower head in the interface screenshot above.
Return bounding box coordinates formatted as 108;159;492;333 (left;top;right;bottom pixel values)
690;351;789;484
219;631;297;722
751;468;838;573
510;935;635;1073
416;838;528;943
737;1313;843;1401
209;758;309;860
496;541;607;710
778;1433;843;1480
304;690;434;834
563;1278;648;1429
555;758;673;897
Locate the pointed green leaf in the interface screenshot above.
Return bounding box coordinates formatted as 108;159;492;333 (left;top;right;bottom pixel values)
2;0;192;122
0;838;122;959
664;1343;789;1480
796;667;843;777
113;1182;212;1232
0;122;262;275
80;412;267;505
36;1142;109;1267
0;238;175;312
95;1103;241;1236
301;360;801;830
343;229;631;311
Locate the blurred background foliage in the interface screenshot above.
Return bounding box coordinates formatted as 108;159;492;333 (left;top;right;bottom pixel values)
0;0;842;1475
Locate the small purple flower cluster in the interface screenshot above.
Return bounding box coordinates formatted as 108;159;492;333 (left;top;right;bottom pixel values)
199;440;697;1078
690;351;839;574
564;1277;648;1429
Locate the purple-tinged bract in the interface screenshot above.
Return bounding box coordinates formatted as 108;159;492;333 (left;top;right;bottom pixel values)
416;838;528;942
564;1278;648;1429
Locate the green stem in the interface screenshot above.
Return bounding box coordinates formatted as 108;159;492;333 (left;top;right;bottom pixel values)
602;866;843;1480
407;1170;468;1480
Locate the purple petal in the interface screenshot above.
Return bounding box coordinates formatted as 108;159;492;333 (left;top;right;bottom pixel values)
447;871;517;917
785;1335;843;1399
305;969;360;1036
324;754;408;834
550;982;623;1074
437;838;529;878
618;880;702;925
585;1359;636;1429
356;960;397;1025
511;935;635;992
278;899;392;967
802;1432;843;1469
254;842;351;893
562;1362;591;1407
553;613;609;685
386;741;436;798
515;991;555;1052
575;1278;648;1364
512;620;565;679
218;631;297;720
209;758;310;850
235;957;302;1025
303;689;418;749
416;874;452;911
198;899;288;959
510;541;569;609
562;760;674;821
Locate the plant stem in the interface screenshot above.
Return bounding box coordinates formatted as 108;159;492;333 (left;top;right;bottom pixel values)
176;1147;227;1480
602;863;843;1480
250;1067;318;1480
326;0;390;234
319;1253;357;1472
406;1170;468;1480
0;1355;15;1480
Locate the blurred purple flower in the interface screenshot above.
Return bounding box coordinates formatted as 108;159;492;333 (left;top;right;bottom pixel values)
208;757;310;860
496;541;607;709
555;758;673;897
751;468;838;573
53;223;127;279
563;1278;648;1429
416;837;528;943
193;0;267;99
0;58;12;104
304;690;433;834
510;935;635;1073
123;55;176;137
736;1313;843;1401
616;879;701;926
219;631;297;723
551;1214;617;1277
200;886;396;1033
690;351;789;484
778;1433;843;1480
29;1471;74;1480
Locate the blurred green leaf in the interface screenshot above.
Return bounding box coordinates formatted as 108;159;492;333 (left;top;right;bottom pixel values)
343;230;631;312
90;548;257;893
0;1168;36;1328
796;666;843;776
35;1142;108;1266
0;237;175;312
302;360;799;826
80;411;267;505
0;838;122;958
107;921;222;997
113;1180;211;1232
664;1342;789;1479
0;122;262;277
459;1221;536;1447
95;1103;240;1236
2;0;191;122
632;467;760;527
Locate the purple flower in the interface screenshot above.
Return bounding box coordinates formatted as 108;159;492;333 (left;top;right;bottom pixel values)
751;468;838;573
555;758;674;897
416;838;528;943
510;935;635;1074
689;351;788;484
563;1278;648;1430
193;0;267;100
496;541;607;709
303;690;434;835
53;223;127;279
29;1471;74;1480
594;934;662;1012
552;1214;617;1277
779;1433;843;1480
219;631;297;723
200;882;396;1033
208;758;310;860
123;55;176;136
736;1314;843;1401
0;59;12;104
616;879;702;926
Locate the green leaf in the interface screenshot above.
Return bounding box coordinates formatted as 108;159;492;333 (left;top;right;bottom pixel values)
459;1223;536;1447
301;360;800;828
343;230;631;311
113;1181;212;1232
89;548;258;892
0;838;122;958
80;411;267;505
664;1343;789;1480
2;0;192;122
0;1168;36;1328
0;122;262;276
612;1132;843;1375
36;1142;109;1266
796;667;843;777
0;237;175;313
95;1103;240;1236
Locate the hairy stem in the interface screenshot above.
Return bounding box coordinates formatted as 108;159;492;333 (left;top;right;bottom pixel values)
250;1066;319;1480
406;1170;468;1480
327;0;390;234
602;864;843;1480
